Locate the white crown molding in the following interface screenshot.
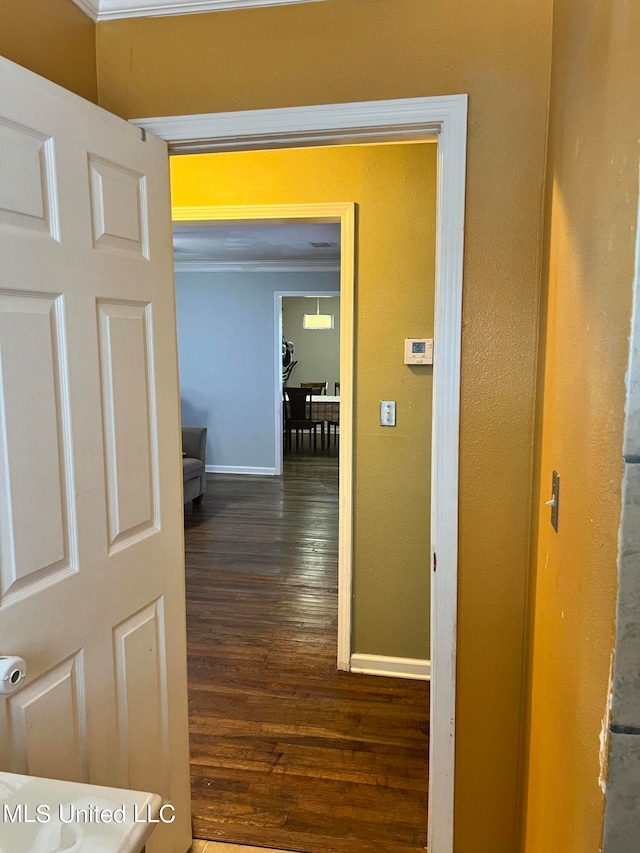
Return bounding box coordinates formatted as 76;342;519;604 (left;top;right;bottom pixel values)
72;0;325;22
71;0;100;20
174;259;339;273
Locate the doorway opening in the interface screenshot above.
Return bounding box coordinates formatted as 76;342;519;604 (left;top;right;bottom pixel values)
174;204;355;669
172;140;436;852
135;95;467;852
278;290;341;472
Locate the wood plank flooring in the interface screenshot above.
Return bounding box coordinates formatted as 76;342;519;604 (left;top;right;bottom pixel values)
185;446;429;853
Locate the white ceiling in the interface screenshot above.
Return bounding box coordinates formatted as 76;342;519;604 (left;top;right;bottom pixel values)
173;221;340;268
72;0;324;22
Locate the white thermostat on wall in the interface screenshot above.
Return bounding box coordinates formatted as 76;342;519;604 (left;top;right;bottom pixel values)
404;338;433;365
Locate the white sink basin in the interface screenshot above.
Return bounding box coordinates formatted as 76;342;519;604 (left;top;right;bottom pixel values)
0;771;163;853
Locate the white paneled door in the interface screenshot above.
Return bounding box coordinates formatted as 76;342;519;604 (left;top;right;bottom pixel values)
0;58;191;852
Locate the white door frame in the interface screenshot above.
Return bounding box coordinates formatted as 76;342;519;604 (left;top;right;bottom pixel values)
173;203;355;673
275;288;341;474
136;95;468;853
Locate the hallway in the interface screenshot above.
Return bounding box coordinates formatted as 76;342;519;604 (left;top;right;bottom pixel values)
185;449;429;853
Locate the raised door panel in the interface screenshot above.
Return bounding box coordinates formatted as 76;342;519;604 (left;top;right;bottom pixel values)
6;653;88;782
97;300;158;552
0;293;75;606
0;118;59;239
88;156;148;259
113;599;169;798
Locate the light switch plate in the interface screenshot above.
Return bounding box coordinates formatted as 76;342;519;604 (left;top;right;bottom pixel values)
380;401;396;426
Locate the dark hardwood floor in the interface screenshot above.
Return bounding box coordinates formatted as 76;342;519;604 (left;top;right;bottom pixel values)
184;443;429;853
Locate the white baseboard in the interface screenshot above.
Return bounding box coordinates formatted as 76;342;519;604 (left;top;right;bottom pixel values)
350;653;431;681
205;464;276;476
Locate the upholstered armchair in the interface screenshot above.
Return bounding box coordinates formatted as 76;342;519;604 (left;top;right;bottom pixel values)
182;426;207;506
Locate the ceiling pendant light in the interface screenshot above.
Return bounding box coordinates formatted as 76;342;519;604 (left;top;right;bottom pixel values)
303;297;334;330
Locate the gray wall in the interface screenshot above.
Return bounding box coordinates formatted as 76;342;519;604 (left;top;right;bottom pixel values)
175;270;340;472
602;242;640;852
282;296;340;393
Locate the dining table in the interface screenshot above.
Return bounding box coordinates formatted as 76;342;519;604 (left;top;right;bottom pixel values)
310;394;340;423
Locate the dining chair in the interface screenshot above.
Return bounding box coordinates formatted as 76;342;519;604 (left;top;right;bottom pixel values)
300;381;328;394
328;383;340;447
284;387;325;451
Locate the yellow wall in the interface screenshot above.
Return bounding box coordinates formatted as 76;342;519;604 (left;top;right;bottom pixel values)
3;0;635;846
521;0;639;849
95;2;554;849
172;142;436;660
0;0;97;102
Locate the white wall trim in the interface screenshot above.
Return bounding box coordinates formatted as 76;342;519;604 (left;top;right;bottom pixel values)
174;259;339;274
350;654;431;681
72;0;325;22
163;95;467;853
205;464;275;476
428;95;467;853
131;98;441;155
